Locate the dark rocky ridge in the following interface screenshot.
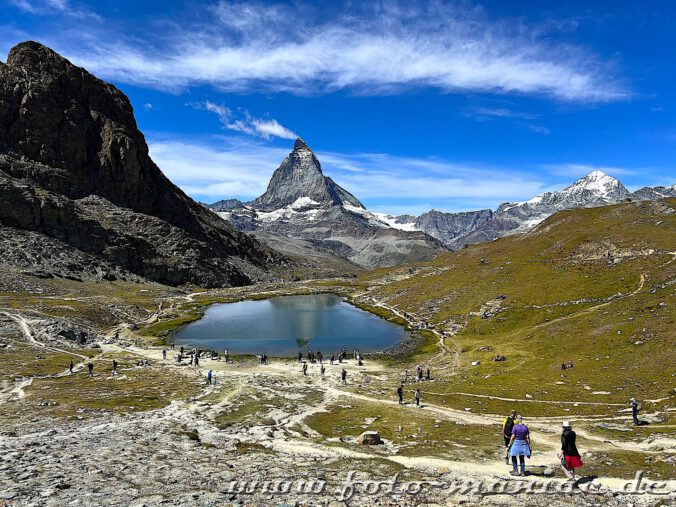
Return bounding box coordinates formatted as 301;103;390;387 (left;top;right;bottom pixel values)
0;41;287;287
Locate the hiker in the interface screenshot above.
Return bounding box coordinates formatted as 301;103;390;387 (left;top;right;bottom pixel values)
341;368;347;385
225;349;229;363
357;355;363;366
404;369;410;383
318;351;323;364
112;360;118;374
630;398;641;425
171;342;175;350
330;354;334;365
561;363;567;370
162;349;167;360
69;360;74;374
507;415;531;476
567;360;574;369
207;370;213;386
397;384;404;405
194;354;199;367
87;362;94;377
414;388;421;406
416;365;423;382
320;365;326;377
426;367;431;381
560;421;583;481
180;346;184;356
297;352;302;363
501;410;517;464
302;363;308;376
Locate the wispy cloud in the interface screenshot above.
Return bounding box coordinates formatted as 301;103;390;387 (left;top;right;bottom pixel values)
148;136;551;211
462;106;550;134
192;101;297;140
542;163;640;177
19;1;628;102
462;107;540;121
10;0;100;20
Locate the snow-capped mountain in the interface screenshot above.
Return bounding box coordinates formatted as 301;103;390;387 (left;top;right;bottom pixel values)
381;171;674;249
209;139;444;269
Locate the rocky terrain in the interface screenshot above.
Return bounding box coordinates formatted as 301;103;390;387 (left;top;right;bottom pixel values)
381;171;676;249
0;198;674;506
0;41;288;288
209;138;445;269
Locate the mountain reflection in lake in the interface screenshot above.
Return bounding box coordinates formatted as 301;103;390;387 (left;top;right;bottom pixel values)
171;294;409;357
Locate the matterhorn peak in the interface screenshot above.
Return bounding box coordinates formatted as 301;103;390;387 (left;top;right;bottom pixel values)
293;137;310;151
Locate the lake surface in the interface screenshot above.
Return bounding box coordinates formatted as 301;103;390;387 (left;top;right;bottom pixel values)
171;294;410;356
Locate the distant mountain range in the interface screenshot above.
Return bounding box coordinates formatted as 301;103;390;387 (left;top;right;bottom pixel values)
378;171;676;248
209;142;675;259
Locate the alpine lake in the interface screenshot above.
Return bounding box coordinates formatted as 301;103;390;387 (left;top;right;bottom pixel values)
170;294;410;357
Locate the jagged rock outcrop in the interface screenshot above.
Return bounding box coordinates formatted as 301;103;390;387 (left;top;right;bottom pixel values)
211;139;444;269
0;41;287;287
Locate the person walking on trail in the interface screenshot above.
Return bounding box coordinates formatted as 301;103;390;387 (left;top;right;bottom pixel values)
87;362;94;377
397;384;404;405
426;367;431;381
225;349;229;363
302;363;308;376
559;421;583;481
507;415;531;476
69;360;74;374
320;365;326;377
112;360;118;374
207;370;213;386
194;354;199;367
341;368;347;385
162;349;167;360
501;410;517;464
330;354;334;365
630;398;641;425
414;388;421;406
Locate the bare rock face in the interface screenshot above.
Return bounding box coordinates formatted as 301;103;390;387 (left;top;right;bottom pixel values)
0;41;287;287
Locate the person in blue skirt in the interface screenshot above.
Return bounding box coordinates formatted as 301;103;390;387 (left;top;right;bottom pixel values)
506;415;531;476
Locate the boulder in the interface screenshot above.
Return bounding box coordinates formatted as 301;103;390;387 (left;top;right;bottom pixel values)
356;431;382;445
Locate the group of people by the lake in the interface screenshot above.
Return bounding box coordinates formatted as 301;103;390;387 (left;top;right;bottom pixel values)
501;409;584;481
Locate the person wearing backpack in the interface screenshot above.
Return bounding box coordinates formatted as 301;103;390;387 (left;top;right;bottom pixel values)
501;410;517;464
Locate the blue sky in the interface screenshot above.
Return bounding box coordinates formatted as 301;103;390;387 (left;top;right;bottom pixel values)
1;0;675;214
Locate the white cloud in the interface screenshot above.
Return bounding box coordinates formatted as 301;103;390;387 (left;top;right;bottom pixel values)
192;101;296;140
29;1;627;102
11;0;100;19
147;136;550;210
462;107;540;121
542;163;640;177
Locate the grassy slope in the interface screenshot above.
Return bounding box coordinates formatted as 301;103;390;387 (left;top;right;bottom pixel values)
359;199;676;415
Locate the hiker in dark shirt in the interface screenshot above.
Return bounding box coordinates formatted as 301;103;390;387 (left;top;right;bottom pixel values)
87;362;94;377
501;410;517;464
341;368;347;385
69;360;74;374
560;421;583;480
397;384;404;405
112;360;118;374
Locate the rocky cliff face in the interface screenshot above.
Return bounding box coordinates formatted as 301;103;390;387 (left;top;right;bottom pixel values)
210;139;444;269
0;41;286;287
